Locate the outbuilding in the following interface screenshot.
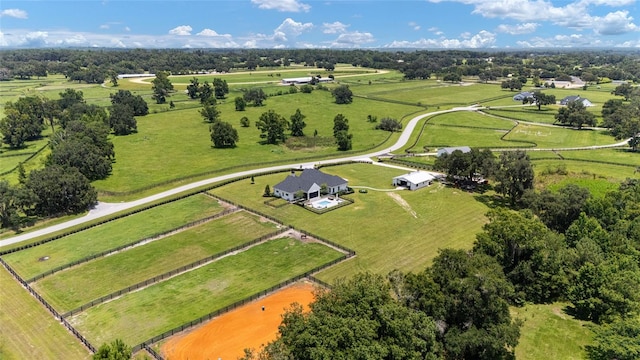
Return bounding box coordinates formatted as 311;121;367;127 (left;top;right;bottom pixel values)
392;171;436;191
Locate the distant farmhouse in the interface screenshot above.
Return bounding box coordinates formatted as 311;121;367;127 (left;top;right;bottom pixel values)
392;171;435;191
273;169;348;201
281;77;333;85
560;95;594;107
436;146;472;157
513;91;534;101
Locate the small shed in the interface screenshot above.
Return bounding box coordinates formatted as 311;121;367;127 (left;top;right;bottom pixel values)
392;171;435;191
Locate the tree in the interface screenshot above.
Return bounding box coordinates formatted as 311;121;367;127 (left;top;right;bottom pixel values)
630;134;640;152
494;150;534;205
0;181;34;230
375;117;402;132
199;81;214;103
0;109;38;148
427;249;521;360
289;109;306;137
200;101;221;123
57;88;85;110
603;102;640;140
110;90;148;116
240;116;250;127
522;184;591;233
267;272;440;360
109;103;137;135
210;121;238;148
443;73;462;83
555;100;597;129
331;85;353;104
335;130;352;151
151;71;173;104
434;148;495;182
42;98;60;133
263;184;271;197
213;78;229;99
243;88;267;106
234;96;247;111
187;77;200;99
332;113;349;137
300;84;313;93
25;165;97;216
525;91;556;110
611;82;634;101
256;110;288;144
501;78;522;91
587;318;640;360
93;339;132;360
367;114;378;123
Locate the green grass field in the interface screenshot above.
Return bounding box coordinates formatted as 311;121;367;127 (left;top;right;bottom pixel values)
3;194;223;279
0;267;90;360
70;237;343;346
513;303;594;360
33;211;279;312
209;163;489;282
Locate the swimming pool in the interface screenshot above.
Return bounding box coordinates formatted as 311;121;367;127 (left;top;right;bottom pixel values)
316;200;331;207
310;197;343;209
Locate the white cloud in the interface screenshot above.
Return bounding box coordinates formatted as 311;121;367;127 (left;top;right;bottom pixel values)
409;21;421;31
169;25;192;36
275;18;313;37
197;29;231;37
578;0;636;5
516;33;599;47
593;10;639;35
496;22;539;34
331;31;375;48
251;0;311;12
323;21;349;34
0;9;28;19
385;30;496;48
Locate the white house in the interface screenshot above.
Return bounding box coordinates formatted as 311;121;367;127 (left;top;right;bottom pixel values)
273;169;348;201
560;95;594;107
392;171;435;191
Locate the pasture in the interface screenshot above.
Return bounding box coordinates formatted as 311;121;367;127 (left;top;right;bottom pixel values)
0;267;90;360
69;237;342;346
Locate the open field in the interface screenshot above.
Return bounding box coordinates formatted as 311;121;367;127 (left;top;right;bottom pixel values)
34;211;279;312
161;281;317;360
209;163;489;282
513;303;593;360
70;237;343;346
0;267;90;360
3;194;223;279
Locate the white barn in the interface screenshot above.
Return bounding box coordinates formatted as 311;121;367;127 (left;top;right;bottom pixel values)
392;171;435;191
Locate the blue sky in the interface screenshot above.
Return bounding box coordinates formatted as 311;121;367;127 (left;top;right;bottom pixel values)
1;0;639;49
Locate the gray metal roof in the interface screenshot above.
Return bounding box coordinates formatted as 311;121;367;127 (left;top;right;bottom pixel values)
274;169;347;193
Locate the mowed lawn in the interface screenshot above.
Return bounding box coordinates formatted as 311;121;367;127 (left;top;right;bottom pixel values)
0;267;90;360
512;303;593;360
70;237;343;346
209;163;489;283
33;211;279;312
3;194;222;279
504;124;615;148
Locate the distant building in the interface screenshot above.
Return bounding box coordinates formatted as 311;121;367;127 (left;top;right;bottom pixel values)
560;95;594;107
436;146;472;157
392;171;435;191
281;77;333;85
513;91;534;101
117;73;155;79
273;169;348;201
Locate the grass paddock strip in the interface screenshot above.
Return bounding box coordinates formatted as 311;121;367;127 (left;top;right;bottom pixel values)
26;207;241;283
60;227;291;318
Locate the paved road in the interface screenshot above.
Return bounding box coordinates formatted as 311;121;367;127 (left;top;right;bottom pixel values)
0;104;628;247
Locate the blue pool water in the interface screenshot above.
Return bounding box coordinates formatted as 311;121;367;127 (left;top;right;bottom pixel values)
316;200;332;206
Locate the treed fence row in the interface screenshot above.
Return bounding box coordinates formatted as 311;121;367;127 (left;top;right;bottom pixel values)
61;226;291;318
0;257;96;354
27;208;240;283
131;254;350;353
0;142;49;177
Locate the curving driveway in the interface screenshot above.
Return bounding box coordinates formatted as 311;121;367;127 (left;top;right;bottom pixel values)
0;105;628;247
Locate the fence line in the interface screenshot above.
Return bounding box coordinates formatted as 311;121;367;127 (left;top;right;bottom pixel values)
61;227;290;318
26;208;240;283
131;254;349;353
0;257;96;354
142;344;164;360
